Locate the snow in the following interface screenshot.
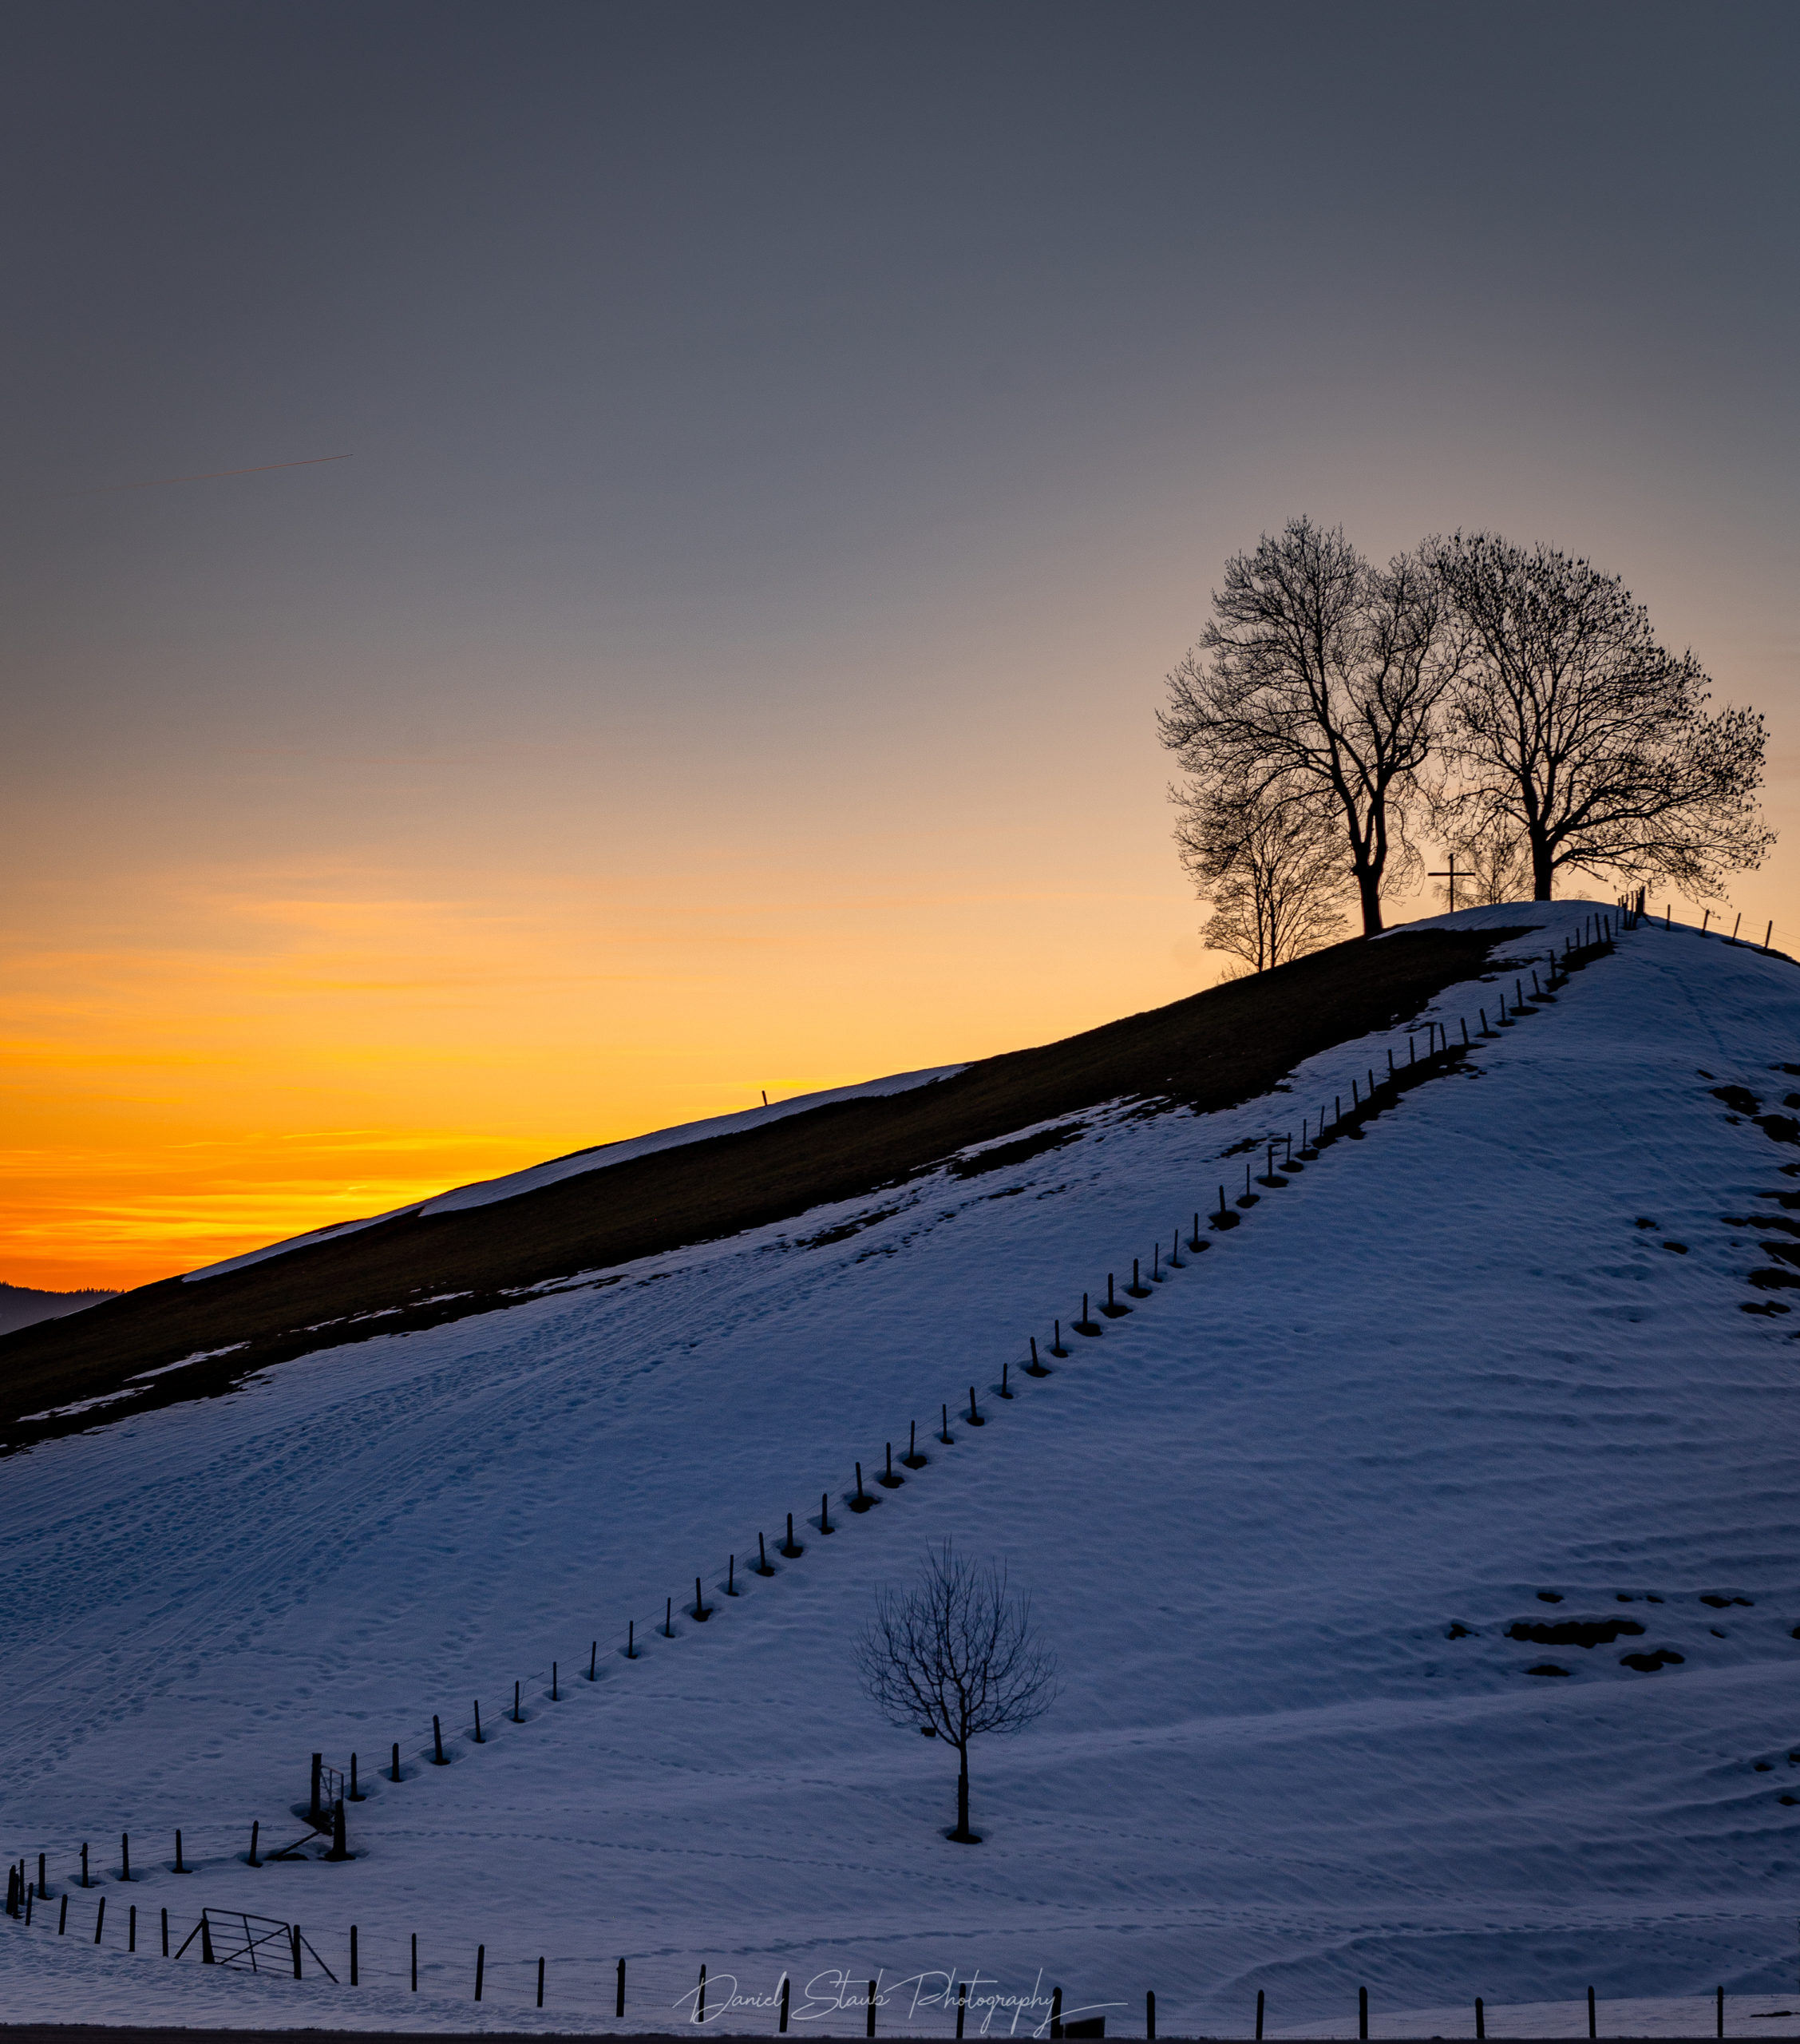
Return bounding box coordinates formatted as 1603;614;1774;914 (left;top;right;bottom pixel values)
8;902;1800;2037
182;1064;964;1281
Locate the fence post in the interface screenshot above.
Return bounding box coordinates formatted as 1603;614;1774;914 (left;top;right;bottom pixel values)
311;1753;322;1824
1256;1988;1264;2039
474;1943;485;2001
1359;1984;1368;2039
1146;1989;1156;2040
162;1907;169;1956
781;1971;792;2033
617;1956;627;2019
413;1932;418;1991
867;1978;876;2037
350;1923;358;1985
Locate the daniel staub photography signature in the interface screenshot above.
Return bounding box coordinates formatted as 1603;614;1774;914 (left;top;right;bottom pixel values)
671;1964;1122;2035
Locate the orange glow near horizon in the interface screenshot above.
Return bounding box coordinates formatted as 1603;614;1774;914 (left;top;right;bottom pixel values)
2;833;1225;1292
11;807;1800;1293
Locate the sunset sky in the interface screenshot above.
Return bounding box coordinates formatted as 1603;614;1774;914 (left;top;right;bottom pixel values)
4;1;1797;1293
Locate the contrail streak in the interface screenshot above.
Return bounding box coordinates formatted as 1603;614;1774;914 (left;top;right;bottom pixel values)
83;453;353;493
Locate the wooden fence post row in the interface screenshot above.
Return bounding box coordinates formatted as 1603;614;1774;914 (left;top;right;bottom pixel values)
1;1901;1721;2042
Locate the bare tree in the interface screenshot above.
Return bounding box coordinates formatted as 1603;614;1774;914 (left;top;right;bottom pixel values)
1160;517;1457;937
1174;777;1346;972
855;1545;1057;1844
1426;532;1774;901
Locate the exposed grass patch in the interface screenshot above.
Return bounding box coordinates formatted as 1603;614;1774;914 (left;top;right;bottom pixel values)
1507;1618;1644;1648
795;1206;901;1250
947;1123;1086;1179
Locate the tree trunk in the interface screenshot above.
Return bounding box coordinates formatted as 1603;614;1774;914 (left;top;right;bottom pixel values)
1530;836;1554;901
954;1749;975;1842
1355;866;1384;937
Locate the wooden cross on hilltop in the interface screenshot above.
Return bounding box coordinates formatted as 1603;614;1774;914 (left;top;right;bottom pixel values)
1429;851;1463;911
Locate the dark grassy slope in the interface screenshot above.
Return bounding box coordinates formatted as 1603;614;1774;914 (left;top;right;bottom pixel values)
0;927;1525;1449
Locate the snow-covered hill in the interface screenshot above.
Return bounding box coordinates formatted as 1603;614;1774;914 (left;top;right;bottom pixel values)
6;901;1800;2036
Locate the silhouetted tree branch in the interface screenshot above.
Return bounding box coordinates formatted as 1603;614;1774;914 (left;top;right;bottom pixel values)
1160;517;1456;937
1426;532;1774;901
1174;777;1346;972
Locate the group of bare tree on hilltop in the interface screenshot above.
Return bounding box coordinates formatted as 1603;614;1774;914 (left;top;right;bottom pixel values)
1161;518;1774;973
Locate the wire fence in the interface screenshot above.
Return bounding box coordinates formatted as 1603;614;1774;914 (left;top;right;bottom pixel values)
12;1891;1793;2041
1622;887;1799;961
285;921;1626;1826
3;1887;1128;2034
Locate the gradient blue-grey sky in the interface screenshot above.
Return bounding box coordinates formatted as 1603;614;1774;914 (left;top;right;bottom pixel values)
5;0;1798;1286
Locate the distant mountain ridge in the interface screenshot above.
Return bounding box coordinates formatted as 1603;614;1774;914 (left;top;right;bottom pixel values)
0;1283;117;1339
